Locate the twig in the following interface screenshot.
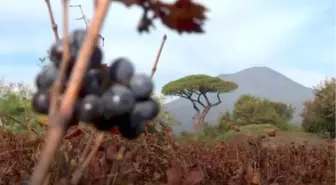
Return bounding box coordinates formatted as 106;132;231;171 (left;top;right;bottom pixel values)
70;4;106;46
71;132;105;185
42;1;71;183
60;0;110;112
44;0;60;41
70;4;90;28
39;57;47;63
31;1;71;181
141;34;167;147
49;0;71;116
150;34;167;78
30;120;66;185
59;2;112;181
78;134;94;164
106;160;120;185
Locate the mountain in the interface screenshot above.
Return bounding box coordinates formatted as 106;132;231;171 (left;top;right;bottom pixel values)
163;66;314;132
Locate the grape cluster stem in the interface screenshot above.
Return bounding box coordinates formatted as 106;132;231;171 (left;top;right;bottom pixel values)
30;0;111;185
44;0;59;41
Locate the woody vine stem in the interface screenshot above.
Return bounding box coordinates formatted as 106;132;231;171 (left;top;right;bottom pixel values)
30;0;111;184
30;0;167;185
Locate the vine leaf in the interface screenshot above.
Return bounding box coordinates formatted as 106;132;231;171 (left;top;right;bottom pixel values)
120;0;146;7
118;0;208;34
155;0;208;34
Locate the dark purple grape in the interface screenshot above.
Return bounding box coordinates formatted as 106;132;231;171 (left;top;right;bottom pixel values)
69;29;103;68
69;29;86;48
118;114;145;139
90;47;103;68
35;64;58;90
32;90;50;114
80;69;103;96
78;95;103;123
49;38;64;65
129;73;153;100
109;57;134;84
49;39;77;68
101;84;136;118
133;98;160;120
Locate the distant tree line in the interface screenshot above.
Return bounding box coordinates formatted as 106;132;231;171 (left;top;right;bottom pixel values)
163;74;335;138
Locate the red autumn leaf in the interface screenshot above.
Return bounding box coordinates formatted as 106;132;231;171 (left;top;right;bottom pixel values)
120;0;147;7
117;0;208;34
153;0;208;34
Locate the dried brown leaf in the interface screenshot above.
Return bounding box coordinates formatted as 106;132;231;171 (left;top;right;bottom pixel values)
64;125;84;139
182;167;204;185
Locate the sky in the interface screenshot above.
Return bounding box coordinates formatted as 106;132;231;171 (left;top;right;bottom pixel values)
0;0;335;99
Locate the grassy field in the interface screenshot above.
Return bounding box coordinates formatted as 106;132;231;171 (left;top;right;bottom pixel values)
178;124;330;147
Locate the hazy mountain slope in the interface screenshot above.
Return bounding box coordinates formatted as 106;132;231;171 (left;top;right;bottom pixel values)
163;66;314;132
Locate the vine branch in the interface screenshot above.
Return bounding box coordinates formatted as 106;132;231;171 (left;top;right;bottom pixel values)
150;34;167;78
44;0;59;41
30;0;111;184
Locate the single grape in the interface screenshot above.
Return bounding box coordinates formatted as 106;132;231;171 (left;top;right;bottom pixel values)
108;57;134;84
101;84;136;118
133;98;160;120
129;73;153;100
90;47;103;68
69;29;103;68
78;95;103;123
49;29;102;69
35;64;58;90
49;39;77;68
80;69;103;96
32;90;50;114
69;29;86;47
118;114;145;139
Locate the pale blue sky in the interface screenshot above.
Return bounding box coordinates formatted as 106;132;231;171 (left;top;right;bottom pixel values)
0;0;334;96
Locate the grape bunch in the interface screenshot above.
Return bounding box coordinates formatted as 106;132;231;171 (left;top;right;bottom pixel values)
32;29;160;139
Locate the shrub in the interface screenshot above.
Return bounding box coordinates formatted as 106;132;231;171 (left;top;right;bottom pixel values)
0;80;41;132
301;78;335;138
231;95;294;130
